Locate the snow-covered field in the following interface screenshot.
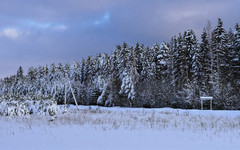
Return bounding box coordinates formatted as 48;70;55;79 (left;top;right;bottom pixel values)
1;105;240;150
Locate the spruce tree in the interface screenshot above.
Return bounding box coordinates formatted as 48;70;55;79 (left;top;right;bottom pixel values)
212;19;227;97
176;33;185;90
134;42;143;74
232;24;240;85
199;28;212;95
169;36;178;92
156;42;169;80
16;66;24;81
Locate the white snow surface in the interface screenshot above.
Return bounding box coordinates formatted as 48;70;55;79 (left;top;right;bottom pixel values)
1;105;240;150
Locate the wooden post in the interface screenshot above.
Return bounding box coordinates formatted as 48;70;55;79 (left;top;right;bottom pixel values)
63;84;67;113
201;99;203;110
65;73;79;110
64;85;67;106
69;80;79;109
210;99;212;110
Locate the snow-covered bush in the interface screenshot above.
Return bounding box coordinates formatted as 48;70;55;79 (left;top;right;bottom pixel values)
0;99;59;116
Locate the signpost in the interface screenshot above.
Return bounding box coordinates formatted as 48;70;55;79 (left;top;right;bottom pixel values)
200;97;213;110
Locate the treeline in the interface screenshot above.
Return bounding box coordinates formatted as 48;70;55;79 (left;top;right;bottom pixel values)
0;18;239;110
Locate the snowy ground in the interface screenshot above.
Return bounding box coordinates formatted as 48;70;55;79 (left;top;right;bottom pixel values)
1;105;240;150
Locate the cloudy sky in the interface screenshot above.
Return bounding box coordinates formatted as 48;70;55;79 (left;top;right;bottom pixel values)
0;0;239;78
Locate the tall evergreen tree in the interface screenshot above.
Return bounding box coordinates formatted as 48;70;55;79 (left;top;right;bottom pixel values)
156;42;169;80
134;42;143;74
199;28;212;95
16;66;24;81
232;24;240;87
211;18;229;108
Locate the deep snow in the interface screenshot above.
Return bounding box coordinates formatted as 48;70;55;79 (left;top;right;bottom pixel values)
0;106;240;150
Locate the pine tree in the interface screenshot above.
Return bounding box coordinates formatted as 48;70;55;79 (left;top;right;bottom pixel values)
49;63;56;82
26;67;36;98
225;29;235;82
169;36;178;93
141;47;152;80
108;50;121;106
191;43;201;97
212;18;228;99
152;43;160;78
80;58;86;84
175;33;185;90
232;24;240;86
45;64;49;76
199;28;212;95
16;66;24;81
15;66;25;98
134;42;143;74
182;30;199;105
129;46;139;106
183;30;198;80
158;42;169;80
119;42;129;70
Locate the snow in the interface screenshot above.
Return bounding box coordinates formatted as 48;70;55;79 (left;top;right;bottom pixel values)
0;100;59;116
200;96;213;100
233;58;239;61
1;106;240;150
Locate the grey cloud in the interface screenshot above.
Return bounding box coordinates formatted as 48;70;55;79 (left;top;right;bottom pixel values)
0;0;240;78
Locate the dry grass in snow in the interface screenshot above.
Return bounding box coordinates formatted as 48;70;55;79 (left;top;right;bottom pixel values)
1;105;240;137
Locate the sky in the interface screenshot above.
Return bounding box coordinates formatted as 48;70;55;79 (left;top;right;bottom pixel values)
0;0;239;78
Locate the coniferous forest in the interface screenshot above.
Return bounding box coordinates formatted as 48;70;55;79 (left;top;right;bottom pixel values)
0;18;239;110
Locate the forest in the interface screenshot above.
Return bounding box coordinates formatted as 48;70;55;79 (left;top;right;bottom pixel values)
0;18;239;110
